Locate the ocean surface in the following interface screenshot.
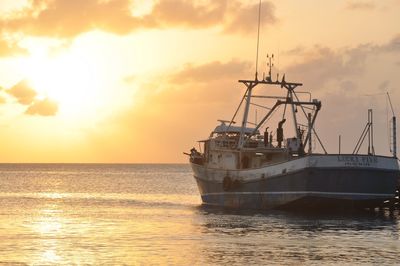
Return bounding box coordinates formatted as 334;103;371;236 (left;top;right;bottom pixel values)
0;164;399;265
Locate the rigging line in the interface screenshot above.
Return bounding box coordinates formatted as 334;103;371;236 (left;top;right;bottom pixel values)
353;123;370;154
295;91;312;101
312;128;327;154
356;124;371;154
228;87;249;130
293;91;310;119
360;93;386;97
263;105;281;125
255;0;262;79
303;106;315;111
250;102;272;110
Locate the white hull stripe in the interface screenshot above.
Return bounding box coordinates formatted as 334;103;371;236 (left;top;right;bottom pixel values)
202;191;395;197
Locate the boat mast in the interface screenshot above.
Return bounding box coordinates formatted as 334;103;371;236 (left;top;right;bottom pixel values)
255;0;261;81
289;90;300;140
238;0;262;149
238;86;254;148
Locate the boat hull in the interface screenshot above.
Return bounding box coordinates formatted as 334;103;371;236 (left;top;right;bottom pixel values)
191;155;400;210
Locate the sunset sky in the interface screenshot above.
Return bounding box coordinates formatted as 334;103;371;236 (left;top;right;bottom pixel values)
0;0;399;163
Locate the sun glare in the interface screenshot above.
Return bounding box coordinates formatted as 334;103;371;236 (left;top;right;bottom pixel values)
23;47;109;121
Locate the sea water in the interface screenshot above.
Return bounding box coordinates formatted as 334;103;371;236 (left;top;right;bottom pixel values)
0;164;398;265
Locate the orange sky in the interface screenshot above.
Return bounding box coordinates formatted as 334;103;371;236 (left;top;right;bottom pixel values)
0;0;399;163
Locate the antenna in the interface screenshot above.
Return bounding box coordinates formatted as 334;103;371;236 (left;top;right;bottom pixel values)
266;54;274;81
255;0;262;81
387;92;395;117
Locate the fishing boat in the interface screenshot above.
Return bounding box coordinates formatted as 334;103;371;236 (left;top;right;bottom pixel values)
186;1;399;211
187;65;399;210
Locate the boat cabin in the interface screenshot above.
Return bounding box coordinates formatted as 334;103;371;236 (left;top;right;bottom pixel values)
199;121;293;170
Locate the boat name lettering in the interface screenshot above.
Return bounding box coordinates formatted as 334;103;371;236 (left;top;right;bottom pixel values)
337;155;378;166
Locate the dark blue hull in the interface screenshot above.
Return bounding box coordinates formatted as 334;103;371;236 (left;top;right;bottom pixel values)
194;167;399;210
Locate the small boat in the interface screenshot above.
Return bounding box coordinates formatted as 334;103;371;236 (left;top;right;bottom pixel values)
187;58;400;210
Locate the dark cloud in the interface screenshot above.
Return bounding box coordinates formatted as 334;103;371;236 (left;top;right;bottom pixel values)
0;0;277;38
0;38;28;57
7;79;37;105
25;98;58;116
346;1;376;10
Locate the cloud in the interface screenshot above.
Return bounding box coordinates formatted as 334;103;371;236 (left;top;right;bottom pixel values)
383;34;400;52
6;79;59;116
283;34;400;91
150;0;228;28
97;59;252;162
109;58;253;161
278;35;400;154
1;0;142;38
25;98;58;116
346;1;376;10
339;80;357;91
154;59;251;104
378;80;390;92
7;79;37;105
0;86;5;103
150;0;277;34
169;60;251;84
0;38;28;57
284;45;369;90
0;0;277;38
224;1;276;34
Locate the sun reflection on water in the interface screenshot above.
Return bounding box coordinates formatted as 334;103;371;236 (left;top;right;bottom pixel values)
1;164;397;264
42;248;60;263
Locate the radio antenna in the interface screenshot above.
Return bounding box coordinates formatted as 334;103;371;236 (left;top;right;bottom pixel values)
255;0;262;81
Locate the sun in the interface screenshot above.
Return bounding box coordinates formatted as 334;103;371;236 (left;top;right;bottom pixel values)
22;47;109;122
